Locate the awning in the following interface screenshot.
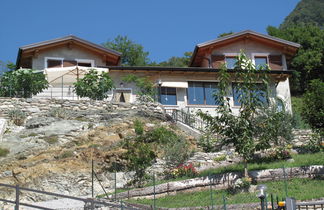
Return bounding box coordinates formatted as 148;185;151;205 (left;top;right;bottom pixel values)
161;81;188;88
45;66;109;85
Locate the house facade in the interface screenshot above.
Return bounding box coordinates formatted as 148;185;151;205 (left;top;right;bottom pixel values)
16;30;300;115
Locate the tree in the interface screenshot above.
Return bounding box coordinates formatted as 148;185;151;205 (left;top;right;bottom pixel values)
103;35;150;66
121;74;156;101
158;52;192;67
0;69;48;98
279;0;324;29
0;61;15;75
301;79;324;134
73;69;114;100
198;52;293;177
267;24;324;94
218;31;234;38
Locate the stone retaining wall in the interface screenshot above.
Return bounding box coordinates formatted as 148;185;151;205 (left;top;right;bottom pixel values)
0;97;164;118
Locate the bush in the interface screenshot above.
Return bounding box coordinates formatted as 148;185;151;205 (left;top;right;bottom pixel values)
214;155;227;162
291;97;310;129
228;177;252;194
124;141;156;187
74;69;114;100
44;135;59;144
144;127;179;144
58;150;74;159
164;138;191;169
170;163;198;178
133;119;144;135
0;69;48;98
198;131;219;152
302;79;324;133
299;132;324;153
49;107;71;119
0;147;9;157
8;109;26;126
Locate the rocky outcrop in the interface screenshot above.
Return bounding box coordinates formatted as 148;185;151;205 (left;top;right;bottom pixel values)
0;118;6;141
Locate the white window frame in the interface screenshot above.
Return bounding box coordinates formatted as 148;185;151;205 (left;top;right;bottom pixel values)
251;53;270;66
223;53;239;69
45;57;64;69
75;59;95;67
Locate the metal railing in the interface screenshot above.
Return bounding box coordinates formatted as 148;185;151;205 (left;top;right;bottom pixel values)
165;109;207;131
296;200;324;210
0;183;121;210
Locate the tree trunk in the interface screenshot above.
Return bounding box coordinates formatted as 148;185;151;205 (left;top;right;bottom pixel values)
243;159;248;177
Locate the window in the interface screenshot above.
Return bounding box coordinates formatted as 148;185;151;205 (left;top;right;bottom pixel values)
225;57;238;69
276;98;285;112
76;59;94;67
188;82;220;105
159;87;177;105
254;56;268;69
232;83;268;106
47;59;63;68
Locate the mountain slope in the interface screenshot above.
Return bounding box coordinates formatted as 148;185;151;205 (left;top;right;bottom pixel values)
280;0;324;29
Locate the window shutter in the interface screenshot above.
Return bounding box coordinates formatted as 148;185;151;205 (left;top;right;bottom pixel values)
269;55;283;70
211;55;225;69
63;60;77;67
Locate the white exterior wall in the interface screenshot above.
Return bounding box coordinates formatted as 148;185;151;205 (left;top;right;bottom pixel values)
32;45;106;70
212;40;282;59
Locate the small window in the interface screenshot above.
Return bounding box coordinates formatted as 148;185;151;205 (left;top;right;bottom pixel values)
225;57;238;69
160;87;177;105
47;59;62;68
76;59;94;67
254;56;268;69
77;62;92;67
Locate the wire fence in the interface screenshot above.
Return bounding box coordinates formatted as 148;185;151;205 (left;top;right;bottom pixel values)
90;164;324;210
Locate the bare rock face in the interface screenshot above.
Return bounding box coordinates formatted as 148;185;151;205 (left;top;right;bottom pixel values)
25;117;57;129
0;101;174;203
0;118;7;141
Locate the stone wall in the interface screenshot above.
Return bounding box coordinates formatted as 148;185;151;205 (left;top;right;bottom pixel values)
0;97;164;119
0;97;314;144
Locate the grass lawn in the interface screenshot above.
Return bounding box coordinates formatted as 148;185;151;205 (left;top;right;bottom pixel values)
128;178;324;208
97;152;324;199
144;152;324;187
200;152;324;177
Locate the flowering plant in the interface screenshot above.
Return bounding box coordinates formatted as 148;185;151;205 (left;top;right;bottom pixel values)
171;163;198;178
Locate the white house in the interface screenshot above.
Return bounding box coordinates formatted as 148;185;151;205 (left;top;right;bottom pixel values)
16;30;300;115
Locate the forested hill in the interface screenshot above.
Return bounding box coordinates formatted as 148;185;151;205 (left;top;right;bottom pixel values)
280;0;324;29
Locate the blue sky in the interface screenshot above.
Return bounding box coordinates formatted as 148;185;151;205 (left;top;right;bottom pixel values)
0;0;299;65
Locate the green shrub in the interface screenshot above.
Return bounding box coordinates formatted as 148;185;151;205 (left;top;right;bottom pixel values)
164;138;191;168
59;150;74;159
291;96;310;129
124;141;156;187
302;79;324;133
198;132;219;152
299;132;323;153
134;119;144;135
145;127;179;144
214;155;227;162
44;135;59;144
8;109;27;126
0;147;9;157
49;108;70;119
0;69;48;98
74;69;114;100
